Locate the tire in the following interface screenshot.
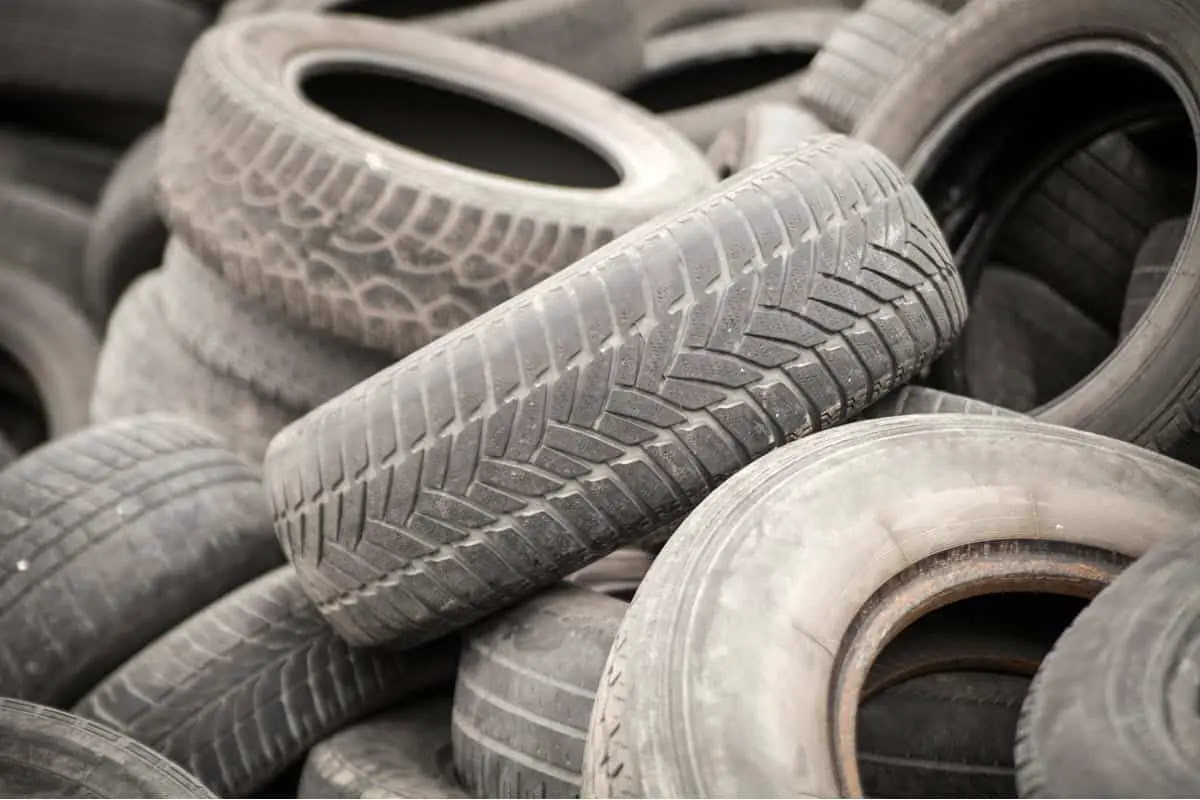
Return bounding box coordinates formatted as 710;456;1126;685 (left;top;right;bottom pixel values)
299;696;468;799
0;268;99;437
84;126;169;325
454;585;626;798
706;102;831;180
625;10;846;150
0;126;118;205
860;385;1022;419
0;414;282;707
73;567;460;799
1015;532;1200;797
161;12;713;357
159;241;392;413
1120;217;1184;339
262;134;967;648
91;272;297;463
0;433;16;468
796;0;952;133
854;0;1200;455
636;0;853;37
566;548;653;601
0;698;215;798
0;181;92;314
218;0;642;90
581;415;1200;797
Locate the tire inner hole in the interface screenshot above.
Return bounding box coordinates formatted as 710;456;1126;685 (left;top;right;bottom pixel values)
334;0;488;18
624;50;816;113
302;66;622;189
0;350;47;453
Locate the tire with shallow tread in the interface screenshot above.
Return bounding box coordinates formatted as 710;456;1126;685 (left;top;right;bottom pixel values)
263;134;967;649
1120;217;1184;339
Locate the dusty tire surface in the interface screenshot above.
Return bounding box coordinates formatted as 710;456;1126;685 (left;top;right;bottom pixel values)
0;126;118;205
160;12;714;356
1120;217;1185;339
581;415;1200;797
707;102;831;179
0;698;215;798
74;567;460;799
566;548;653;601
861;385;1022;419
263;134;967;649
0;181;92;314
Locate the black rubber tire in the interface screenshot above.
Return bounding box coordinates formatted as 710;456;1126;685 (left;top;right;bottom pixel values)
861;385;1022;419
73;567;460;799
796;0;952;133
299;696;468;799
1120;217;1185;339
1015;532;1200;797
581;415;1200;797
0;698;215;798
218;0;642;90
91;272;297;463
0;181;92;314
84;126;169;325
159;241;392;413
706;102;831;180
0;268;99;437
454;585;626;798
262;134;967;649
0;127;118;205
566;548;653;602
626;9;847;150
0;414;282;707
161;13;713;357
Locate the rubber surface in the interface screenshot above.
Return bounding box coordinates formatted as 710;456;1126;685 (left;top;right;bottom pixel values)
860;385;1021;419
566;548;653;601
74;567;460;799
262;134;967;649
0;180;92;314
1120;217;1184;339
707;102;831;179
0;126;118;205
637;0;853;36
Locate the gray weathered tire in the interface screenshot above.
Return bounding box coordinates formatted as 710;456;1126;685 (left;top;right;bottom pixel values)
567;548;653;601
861;385;1021;419
74;567;460;799
636;0;853;37
581;415;1200;797
262;134;966;649
0;127;118;205
0;699;215;798
1120;217;1185;339
454;585;626;798
706;102;831;179
0;181;92;314
160;13;713;356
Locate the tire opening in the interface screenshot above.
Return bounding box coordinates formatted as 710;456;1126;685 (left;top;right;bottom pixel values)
335;0;486;17
624;50;816;113
302;67;622;189
0;350;47;453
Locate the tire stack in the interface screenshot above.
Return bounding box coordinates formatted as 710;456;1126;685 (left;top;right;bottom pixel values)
1;0;1200;798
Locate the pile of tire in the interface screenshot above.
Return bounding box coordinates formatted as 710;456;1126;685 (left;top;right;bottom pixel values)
2;0;1200;797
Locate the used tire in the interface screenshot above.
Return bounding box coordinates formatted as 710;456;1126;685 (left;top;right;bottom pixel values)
707;102;831;179
160;13;712;356
624;9;846;150
855;0;1200;454
0;181;92;314
0;699;214;798
262;134;966;648
454;585;626;798
567;548;653;601
84;127;170;324
1016;531;1200;797
1121;217;1184;339
0;414;282;707
636;0;853;37
582;415;1200;797
74;567;460;799
0;126;118;205
861;385;1021;419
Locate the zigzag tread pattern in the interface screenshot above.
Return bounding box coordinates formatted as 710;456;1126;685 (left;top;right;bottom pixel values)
262;135;967;648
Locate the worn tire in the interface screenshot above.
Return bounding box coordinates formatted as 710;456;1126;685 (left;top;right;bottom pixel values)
626;10;846;150
637;0;854;37
263;134;966;648
797;0;952;133
0;699;215;798
581;415;1200;797
1120;217;1184;339
0;181;92;313
0;414;282;707
160;13;713;356
84;127;169;324
861;385;1021;419
454;585;626;798
566;548;653;602
707;102;831;179
0;127;118;205
74;567;460;799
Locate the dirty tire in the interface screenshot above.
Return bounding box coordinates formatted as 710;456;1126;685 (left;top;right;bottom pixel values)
797;0;951;133
0;181;92;313
299;696;467;799
454;585;626;798
0;127;118;205
581;415;1200;797
160;12;714;356
160;241;392;413
861;386;1022;419
567;548;653;601
73;567;460;799
84;126;169;324
707;102;831;179
262;134;967;649
1120;217;1185;339
1016;531;1200;797
637;0;853;37
0;269;99;437
0;414;282;707
91;272;296;463
0;698;215;798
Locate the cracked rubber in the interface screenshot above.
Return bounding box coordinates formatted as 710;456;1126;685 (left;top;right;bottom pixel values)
1016;532;1200;797
160;12;713;356
73;567;460;799
860;386;1020;419
581;415;1200;797
0;414;282;707
1120;217;1184;339
0;698;215;798
453;585;626;798
0;126;118;205
262;134;967;649
707;102;831;179
0;181;92;315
